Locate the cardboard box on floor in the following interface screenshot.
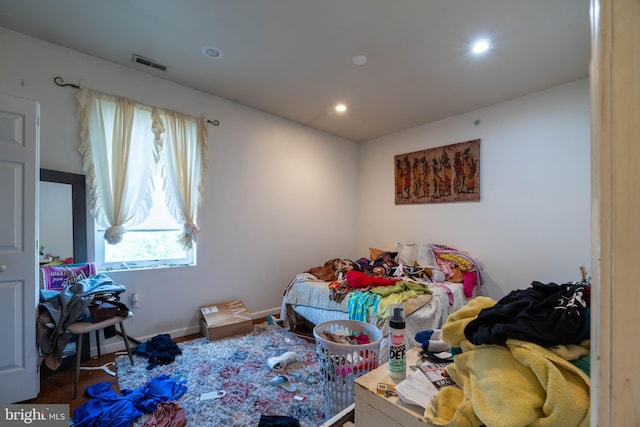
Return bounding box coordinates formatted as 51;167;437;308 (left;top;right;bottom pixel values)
199;300;253;340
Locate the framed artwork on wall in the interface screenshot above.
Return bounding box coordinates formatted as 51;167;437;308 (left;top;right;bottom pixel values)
395;139;480;204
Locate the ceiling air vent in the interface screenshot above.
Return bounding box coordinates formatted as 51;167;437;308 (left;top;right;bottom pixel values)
132;54;167;71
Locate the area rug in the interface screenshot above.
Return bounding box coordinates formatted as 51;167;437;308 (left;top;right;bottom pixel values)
115;324;327;427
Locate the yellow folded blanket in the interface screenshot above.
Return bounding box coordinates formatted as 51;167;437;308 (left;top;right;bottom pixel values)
427;296;591;427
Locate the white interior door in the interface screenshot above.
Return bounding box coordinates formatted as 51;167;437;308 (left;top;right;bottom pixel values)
0;93;39;403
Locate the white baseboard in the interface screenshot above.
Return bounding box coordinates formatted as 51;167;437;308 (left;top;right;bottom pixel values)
250;306;281;319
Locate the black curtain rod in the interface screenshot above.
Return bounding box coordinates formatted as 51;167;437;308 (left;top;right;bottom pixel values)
53;76;220;126
54;76;79;88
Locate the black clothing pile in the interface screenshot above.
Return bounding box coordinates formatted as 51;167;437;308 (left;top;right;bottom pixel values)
258;415;300;427
134;334;182;370
464;280;590;347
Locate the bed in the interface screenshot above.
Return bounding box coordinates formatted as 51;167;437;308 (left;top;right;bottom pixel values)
280;243;482;362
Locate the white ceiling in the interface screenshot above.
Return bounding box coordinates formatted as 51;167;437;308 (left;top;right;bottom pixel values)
0;0;591;142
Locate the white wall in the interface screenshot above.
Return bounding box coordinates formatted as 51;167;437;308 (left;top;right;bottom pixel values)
1;28;360;344
357;79;591;300
1;27;591;349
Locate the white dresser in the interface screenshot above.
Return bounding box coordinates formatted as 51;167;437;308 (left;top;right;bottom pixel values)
353;347;436;427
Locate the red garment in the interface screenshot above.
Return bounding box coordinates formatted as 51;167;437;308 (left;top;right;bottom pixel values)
353;333;371;344
142;401;186;427
345;270;398;288
461;270;479;298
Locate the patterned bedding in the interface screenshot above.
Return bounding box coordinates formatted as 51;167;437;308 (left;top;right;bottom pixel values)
282;273;436;313
280;274;468;363
280;244;481;362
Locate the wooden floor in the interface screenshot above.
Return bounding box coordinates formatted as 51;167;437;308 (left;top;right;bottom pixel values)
21;316;315;416
22;332;202;414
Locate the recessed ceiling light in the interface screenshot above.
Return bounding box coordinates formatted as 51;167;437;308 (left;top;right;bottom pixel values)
352;55;368;66
471;39;492;54
335;104;347;113
202;46;223;59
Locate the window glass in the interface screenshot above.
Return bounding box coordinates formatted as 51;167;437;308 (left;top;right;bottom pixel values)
96;175;195;271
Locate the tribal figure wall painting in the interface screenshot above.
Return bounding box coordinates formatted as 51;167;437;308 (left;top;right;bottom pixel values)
395;139;480;204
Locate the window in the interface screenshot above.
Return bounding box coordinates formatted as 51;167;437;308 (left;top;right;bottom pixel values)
76;88;207;272
96;176;195;270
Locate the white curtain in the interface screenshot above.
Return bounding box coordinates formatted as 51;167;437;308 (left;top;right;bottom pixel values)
154;109;208;249
76;88;161;244
76;87;207;248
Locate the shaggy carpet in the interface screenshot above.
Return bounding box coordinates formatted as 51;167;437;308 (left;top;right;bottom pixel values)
115;324;327;427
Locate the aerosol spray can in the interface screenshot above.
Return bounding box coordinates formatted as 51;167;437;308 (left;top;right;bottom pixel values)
389;304;406;379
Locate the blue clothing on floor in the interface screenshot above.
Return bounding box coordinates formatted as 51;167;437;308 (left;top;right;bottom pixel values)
73;374;187;427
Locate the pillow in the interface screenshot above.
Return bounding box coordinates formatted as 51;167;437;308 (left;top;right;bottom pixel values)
369;247;386;260
395;243;419;266
40;262;97;290
430;268;446;283
416;245;438;268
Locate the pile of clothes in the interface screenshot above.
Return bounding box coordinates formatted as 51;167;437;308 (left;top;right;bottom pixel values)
303;244;483;322
134;334;183;370
74;334;186;426
74;374;187;427
37;273;129;370
426;278;591;427
304;244;483;285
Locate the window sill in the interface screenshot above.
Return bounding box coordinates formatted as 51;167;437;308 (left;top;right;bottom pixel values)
99;262;195;273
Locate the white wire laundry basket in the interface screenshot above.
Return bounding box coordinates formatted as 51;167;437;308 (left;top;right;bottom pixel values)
313;320;383;419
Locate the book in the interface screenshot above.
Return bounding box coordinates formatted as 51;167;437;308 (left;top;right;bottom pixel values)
395;361;457;408
419;362;456;390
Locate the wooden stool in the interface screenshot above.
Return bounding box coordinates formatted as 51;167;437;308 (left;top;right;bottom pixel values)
66;314;134;398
